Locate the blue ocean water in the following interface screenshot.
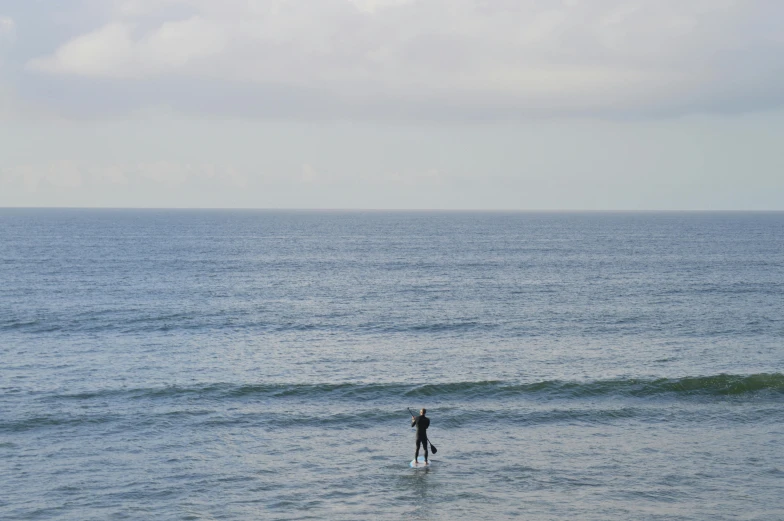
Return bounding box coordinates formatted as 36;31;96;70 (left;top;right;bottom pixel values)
1;209;783;521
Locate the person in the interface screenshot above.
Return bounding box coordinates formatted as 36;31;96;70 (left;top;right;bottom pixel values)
411;408;430;464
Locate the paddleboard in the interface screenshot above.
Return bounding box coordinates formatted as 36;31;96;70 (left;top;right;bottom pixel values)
410;456;430;468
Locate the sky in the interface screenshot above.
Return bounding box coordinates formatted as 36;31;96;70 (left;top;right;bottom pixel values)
1;0;783;210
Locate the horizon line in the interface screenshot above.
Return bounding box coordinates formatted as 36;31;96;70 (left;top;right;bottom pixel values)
2;207;783;213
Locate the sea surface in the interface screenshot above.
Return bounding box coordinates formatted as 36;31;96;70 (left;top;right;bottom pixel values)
1;209;783;521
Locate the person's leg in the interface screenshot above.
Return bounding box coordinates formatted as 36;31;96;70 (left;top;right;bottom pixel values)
415;438;422;462
423;438;429;463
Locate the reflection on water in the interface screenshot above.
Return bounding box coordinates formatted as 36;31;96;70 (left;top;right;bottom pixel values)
399;464;435;520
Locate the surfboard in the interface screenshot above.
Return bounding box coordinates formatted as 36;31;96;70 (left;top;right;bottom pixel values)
410;456;430;468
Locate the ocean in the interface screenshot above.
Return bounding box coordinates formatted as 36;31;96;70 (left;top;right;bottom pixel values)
1;209;782;520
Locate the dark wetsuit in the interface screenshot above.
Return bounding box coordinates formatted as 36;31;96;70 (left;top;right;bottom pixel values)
412;415;430;461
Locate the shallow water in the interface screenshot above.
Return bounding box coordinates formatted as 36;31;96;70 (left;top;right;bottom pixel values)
1;210;783;520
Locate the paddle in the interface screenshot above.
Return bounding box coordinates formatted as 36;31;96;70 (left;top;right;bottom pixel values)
408;408;437;455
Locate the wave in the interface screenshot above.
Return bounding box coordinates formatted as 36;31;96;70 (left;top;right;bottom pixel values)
399;373;784;399
35;373;784;404
4;400;780;434
5;313;781;337
493;373;784;398
0;407;645;433
0;314;495;335
5;374;782;434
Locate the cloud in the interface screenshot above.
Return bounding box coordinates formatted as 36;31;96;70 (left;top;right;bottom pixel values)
0;16;14;40
0;15;15;66
3;161;83;191
347;0;416;14
300;163;321;184
0;16;14;115
21;0;784;119
297;161;443;187
382;168;443;186
28;17;226;78
1;160;246;191
92;165;129;185
135;161;247;187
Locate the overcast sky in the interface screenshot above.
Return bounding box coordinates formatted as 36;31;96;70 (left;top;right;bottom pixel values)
1;0;783;209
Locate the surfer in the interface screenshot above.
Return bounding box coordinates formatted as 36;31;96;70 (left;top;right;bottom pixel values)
411;408;430;464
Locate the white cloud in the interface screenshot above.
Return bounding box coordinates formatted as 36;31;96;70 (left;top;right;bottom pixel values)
117;0;192;17
47;160;84;188
91;165;129;185
28;17;226;78
0;16;14;40
300;163;320;184
297;162;444;187
137;161;191;184
347;0;416;14
22;0;784;118
383;167;443;186
0;16;16;68
1;160;246;191
3;161;83;191
134;161;247;187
